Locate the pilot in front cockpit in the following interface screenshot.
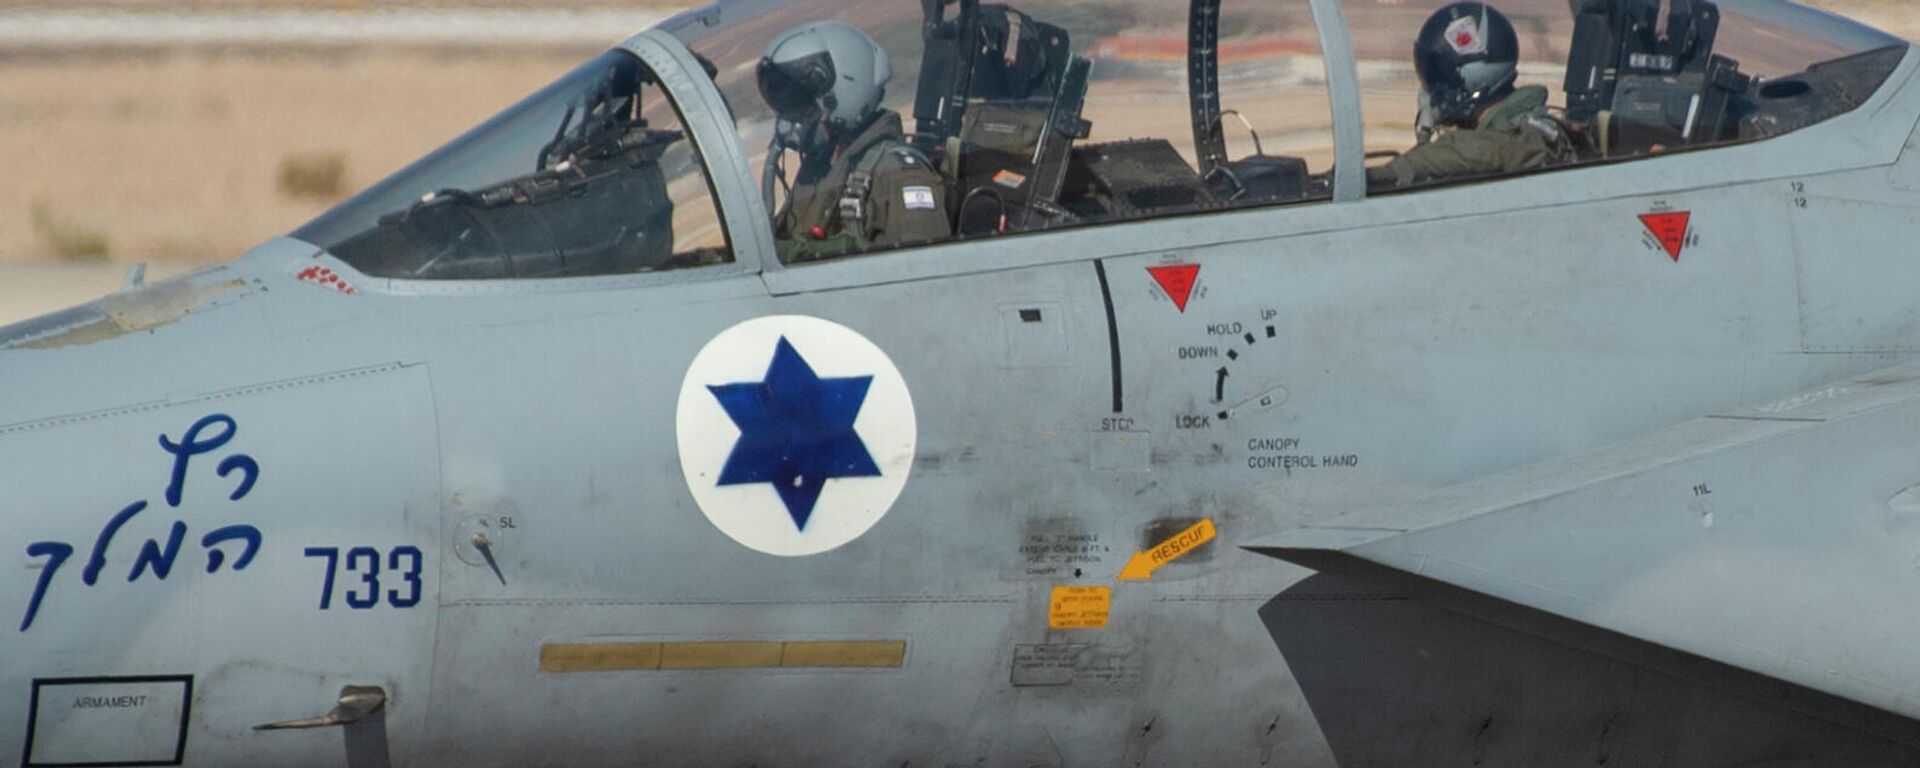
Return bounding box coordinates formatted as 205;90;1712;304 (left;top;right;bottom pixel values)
757;21;952;261
1368;2;1575;189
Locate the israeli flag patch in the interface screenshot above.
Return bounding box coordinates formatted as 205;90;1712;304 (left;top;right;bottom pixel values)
902;186;938;211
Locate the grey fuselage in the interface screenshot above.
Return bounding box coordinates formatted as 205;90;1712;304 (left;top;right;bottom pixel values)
7;15;1920;768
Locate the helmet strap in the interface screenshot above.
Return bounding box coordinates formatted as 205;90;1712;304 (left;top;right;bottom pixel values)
1415;89;1438;144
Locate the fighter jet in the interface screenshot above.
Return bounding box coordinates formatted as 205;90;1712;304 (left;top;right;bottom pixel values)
6;0;1920;764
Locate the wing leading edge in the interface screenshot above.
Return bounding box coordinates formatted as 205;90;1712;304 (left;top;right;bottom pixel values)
1250;362;1920;723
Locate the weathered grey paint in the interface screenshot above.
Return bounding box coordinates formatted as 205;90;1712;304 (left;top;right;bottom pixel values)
1;5;1918;767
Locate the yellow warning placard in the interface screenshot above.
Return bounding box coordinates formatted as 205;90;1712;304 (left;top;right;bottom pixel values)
1048;585;1112;629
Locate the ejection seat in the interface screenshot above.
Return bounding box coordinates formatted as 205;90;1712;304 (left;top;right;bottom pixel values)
1185;0;1313;204
1562;0;1752;158
912;0;1093;235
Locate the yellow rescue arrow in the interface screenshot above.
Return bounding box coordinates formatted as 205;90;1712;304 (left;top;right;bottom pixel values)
1117;518;1216;581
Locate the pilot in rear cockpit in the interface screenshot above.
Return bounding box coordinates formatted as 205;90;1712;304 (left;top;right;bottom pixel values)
757;21;951;261
1368;2;1575;189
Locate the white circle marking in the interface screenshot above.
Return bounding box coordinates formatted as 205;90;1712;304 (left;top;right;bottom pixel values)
675;315;916;556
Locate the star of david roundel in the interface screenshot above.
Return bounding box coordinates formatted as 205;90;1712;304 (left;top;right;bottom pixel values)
676;315;917;556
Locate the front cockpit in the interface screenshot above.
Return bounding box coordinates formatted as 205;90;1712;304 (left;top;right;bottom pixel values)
287;0;1910;280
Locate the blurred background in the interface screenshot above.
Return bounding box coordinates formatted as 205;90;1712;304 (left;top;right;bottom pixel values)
0;0;682;320
0;0;1910;322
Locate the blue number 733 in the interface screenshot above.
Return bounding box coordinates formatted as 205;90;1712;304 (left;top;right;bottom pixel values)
304;545;423;610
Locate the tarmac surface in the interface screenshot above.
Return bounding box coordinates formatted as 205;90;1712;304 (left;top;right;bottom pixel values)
0;8;675;49
0;263;199;326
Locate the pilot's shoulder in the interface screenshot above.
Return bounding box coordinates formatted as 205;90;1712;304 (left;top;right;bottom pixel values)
868;146;946;198
871;143;938;175
1515;115;1561;144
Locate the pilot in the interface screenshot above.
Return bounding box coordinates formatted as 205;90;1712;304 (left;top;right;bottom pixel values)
757;21;951;260
1366;2;1574;189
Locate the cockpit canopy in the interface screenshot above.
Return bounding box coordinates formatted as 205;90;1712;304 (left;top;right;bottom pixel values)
293;0;1908;279
295;50;732;281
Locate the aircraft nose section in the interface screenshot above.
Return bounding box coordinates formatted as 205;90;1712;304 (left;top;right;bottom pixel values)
0;238;389;435
0;264;263;431
0;271;248;353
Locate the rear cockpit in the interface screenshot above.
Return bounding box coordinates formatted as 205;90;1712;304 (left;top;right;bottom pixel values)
288;0;1910;278
1351;0;1906;178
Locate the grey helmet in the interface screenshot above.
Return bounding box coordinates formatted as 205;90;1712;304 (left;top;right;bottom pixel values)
757;21;892;155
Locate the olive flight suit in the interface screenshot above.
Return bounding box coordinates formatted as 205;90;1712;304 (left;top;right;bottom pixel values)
1367;85;1574;189
776;111;952;261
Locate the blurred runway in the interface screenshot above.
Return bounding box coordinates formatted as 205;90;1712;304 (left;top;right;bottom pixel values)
0;8;677;49
0;263;197;326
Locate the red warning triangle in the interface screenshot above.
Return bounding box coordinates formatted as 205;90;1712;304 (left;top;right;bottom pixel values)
1147;264;1201;313
1639;211;1691;262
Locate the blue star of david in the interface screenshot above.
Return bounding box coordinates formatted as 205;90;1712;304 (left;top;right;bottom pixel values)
707;336;882;530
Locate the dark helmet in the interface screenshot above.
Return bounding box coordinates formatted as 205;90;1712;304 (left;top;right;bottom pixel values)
1413;2;1520;128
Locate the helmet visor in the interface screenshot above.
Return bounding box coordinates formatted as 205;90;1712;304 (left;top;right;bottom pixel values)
756;51;836;118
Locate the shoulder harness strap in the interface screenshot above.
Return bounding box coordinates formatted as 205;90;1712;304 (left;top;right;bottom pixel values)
1517;108;1577;162
837;141;933;235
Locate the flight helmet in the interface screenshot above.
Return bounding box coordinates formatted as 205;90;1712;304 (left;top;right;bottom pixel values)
1413;2;1520;129
757;21;893;155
